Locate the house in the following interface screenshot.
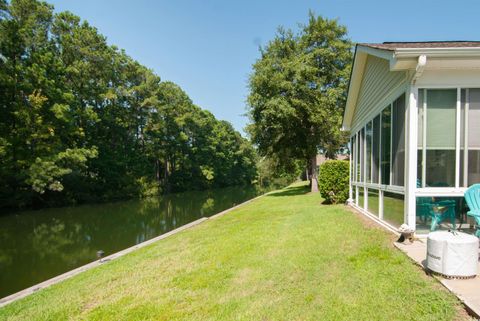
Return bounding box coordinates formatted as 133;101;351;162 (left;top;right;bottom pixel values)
343;41;480;235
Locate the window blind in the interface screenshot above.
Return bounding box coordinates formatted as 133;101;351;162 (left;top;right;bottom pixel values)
426;89;456;149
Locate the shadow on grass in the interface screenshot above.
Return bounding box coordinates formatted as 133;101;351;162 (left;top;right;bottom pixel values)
267;185;310;197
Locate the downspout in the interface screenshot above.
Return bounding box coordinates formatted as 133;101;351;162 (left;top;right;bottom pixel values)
411;55;427;85
405;54;427;231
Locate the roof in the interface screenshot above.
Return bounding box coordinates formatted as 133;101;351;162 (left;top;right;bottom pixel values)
359;41;480;51
342;41;480;131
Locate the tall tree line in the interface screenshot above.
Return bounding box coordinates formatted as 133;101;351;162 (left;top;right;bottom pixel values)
0;0;257;210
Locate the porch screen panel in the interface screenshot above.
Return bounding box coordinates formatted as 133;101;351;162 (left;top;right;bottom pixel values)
372;115;380;184
417;90;424;187
351;136;356;183
468;89;480;185
355;186;359;206
383;192;404;227
392;94;405;186
367;189;379;217
360;128;364;183
352;184;356;203
425;89;456;187
365;122;372;183
356;133;360;182
358;187;365;209
460;89;466;186
381;106;391;185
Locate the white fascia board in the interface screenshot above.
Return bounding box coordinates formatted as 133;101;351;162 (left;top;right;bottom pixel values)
356;45;400;71
356;45;395;61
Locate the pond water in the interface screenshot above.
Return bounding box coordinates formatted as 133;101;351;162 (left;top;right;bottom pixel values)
0;185;263;298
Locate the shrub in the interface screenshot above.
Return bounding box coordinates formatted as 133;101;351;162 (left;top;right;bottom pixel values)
318;160;349;204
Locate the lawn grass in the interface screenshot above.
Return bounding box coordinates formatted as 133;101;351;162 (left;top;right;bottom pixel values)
0;182;468;320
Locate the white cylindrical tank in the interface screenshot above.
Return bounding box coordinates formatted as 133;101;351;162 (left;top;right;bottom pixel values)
427;231;479;278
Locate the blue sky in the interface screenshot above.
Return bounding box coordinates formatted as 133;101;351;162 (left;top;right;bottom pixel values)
48;0;479;134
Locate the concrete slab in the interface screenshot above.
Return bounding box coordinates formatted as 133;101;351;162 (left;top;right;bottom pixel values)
394;240;427;267
395;239;480;318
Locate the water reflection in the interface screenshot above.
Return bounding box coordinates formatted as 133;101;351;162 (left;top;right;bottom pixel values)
0;185;262;298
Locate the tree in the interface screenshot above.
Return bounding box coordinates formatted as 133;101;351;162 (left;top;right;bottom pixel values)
247;12;352;192
0;0;258;210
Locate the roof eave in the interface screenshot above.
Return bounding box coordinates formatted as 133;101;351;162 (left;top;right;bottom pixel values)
342;46;370;131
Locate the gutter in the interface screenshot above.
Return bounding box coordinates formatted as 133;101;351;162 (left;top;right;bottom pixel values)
395;47;480;58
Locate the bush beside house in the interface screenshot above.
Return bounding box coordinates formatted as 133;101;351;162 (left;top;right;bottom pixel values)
319;160;349;204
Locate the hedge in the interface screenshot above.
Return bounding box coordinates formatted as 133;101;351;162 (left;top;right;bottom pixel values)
318;160;349;204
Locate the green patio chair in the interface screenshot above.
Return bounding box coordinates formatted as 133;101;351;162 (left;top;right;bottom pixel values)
417;197;432;222
428;200;456;231
464;184;480;237
416;179;430;223
416;179;456;231
416;197;456;231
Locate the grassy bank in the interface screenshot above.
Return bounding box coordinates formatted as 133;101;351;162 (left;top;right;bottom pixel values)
0;182;467;320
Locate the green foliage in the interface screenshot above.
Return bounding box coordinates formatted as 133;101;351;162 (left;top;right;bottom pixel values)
318;160;349;204
0;0;257;210
136;176;161;199
247;12;352;178
26;147;98;194
255;155;301;189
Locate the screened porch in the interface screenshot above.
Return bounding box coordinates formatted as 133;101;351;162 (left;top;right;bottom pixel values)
350;87;480;235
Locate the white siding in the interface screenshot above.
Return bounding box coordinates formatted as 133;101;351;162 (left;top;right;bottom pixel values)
351;55;408;133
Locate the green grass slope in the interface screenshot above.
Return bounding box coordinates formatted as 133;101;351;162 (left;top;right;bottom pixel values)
0;182;467;321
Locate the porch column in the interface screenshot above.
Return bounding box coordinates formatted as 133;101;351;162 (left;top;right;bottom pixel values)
405;85;418;229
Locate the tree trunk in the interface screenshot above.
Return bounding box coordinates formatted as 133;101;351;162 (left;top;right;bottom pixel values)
163;159;170;193
155;159;160;181
308;155;319;193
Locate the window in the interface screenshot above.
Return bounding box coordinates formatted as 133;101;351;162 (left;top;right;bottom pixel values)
417;90;424;187
367;189;379;217
351;136;355;182
460;88;480;186
359;128;365;183
372;115;380;184
383;192;404;227
358;188;365;209
424;89;457;187
416;197;469;234
392;94;406;186
381;105;391;185
355;186;359;206
356;133;361;182
365;122;372;183
352;183;356;203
